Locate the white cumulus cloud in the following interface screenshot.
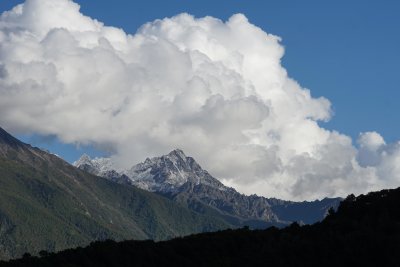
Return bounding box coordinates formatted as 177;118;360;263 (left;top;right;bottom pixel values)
0;0;399;200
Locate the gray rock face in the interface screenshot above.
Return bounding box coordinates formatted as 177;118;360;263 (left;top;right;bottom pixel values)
125;149;226;193
75;149;341;228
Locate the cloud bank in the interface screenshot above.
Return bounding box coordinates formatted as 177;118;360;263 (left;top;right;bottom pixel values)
1;0;399;200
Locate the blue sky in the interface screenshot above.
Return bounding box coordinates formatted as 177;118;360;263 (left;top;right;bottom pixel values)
1;0;400;162
1;0;400;199
63;0;400;140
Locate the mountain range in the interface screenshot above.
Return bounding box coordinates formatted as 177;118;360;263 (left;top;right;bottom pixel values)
0;127;228;260
74;149;341;228
4;186;400;266
0;126;340;260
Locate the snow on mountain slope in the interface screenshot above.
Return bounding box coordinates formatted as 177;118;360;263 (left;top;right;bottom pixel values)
74;149;341;227
75;149;228;194
73;154;116;176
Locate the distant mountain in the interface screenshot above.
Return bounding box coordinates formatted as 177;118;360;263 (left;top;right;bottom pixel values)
75;149;341;227
0;127;229;260
5;187;400;267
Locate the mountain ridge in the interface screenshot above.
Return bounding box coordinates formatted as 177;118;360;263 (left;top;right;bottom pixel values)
0;127;229;260
4;186;400;267
75;149;341;227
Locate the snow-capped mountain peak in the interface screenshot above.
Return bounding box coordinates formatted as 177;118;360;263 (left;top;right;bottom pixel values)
73;154;116;176
73;153;92;167
125;149;225;193
74;149;226;193
168;148;186;159
73;149;341;226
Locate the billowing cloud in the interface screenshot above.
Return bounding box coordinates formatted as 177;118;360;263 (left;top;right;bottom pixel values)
1;0;399;200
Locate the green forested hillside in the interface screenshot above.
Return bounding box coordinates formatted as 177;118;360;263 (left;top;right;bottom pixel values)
4;186;400;267
0;127;229;260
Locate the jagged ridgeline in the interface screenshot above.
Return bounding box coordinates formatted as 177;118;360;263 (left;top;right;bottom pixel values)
0;127;229;260
75;149;341;228
0;126;340;260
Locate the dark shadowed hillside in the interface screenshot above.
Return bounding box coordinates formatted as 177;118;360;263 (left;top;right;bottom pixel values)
3;186;400;267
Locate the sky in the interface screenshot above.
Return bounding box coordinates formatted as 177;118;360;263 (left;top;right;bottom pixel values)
0;0;399;200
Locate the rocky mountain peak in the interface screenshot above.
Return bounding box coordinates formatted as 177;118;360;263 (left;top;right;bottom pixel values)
73;154;116;177
125;149;218;193
73;147;341;227
74;149;225;194
133;149;199;173
167;148;187;160
74;153;92;166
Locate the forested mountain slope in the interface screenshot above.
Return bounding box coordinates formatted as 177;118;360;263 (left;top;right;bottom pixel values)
0;127;228;260
4;186;399;266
